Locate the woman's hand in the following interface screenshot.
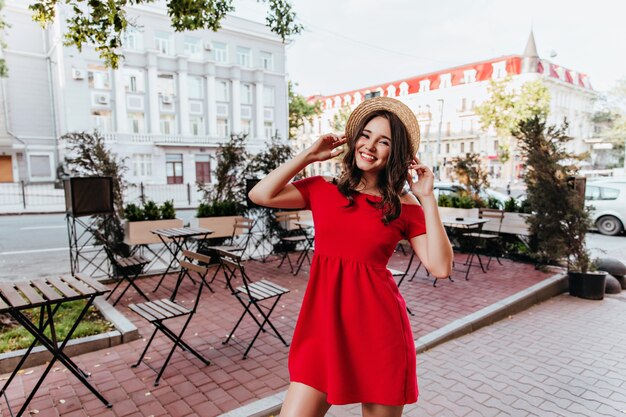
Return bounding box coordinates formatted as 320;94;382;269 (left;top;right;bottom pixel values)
407;157;435;199
305;133;347;162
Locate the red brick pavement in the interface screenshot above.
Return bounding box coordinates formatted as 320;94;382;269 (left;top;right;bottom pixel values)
1;252;553;417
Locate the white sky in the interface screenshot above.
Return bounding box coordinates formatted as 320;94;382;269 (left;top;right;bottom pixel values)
233;0;626;97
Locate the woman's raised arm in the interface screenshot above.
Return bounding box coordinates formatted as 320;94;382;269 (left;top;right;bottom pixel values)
248;134;347;209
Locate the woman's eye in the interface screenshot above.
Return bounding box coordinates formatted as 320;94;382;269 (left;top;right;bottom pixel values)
380;140;390;146
360;133;369;139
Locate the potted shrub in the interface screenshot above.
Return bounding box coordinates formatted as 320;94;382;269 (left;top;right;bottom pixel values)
123;200;183;245
195;199;246;238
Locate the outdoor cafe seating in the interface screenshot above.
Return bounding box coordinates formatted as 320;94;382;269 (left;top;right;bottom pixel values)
129;250;211;386
216;248;290;359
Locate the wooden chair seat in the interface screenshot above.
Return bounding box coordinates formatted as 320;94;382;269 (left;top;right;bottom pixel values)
129;299;190;322
235;280;289;301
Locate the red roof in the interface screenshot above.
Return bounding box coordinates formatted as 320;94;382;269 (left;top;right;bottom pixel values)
310;55;592;106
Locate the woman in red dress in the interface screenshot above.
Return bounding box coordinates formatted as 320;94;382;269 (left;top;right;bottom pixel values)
249;97;453;417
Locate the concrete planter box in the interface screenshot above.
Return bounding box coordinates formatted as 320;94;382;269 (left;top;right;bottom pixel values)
123;218;183;245
438;207;479;219
195;215;241;238
500;212;531;236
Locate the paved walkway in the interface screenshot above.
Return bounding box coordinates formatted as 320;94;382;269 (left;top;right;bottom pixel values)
328;292;626;416
1;252;555;416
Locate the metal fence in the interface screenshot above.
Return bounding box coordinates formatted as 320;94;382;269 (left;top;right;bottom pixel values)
0;181;205;212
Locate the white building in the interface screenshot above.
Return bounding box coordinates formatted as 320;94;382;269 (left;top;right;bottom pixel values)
298;32;597;184
0;1;288;185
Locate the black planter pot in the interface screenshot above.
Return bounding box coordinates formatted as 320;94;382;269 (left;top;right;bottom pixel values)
568;271;607;300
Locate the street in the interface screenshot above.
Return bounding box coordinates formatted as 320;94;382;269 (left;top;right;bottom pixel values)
0;212;624;281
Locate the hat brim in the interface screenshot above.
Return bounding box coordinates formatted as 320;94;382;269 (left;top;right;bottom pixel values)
344;97;420;155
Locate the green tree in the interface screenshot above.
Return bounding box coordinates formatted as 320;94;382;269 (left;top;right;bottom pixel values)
289;80;321;139
476;77;551;136
63;131;129;255
30;0;302;68
331;104;352;132
213;132;249;202
0;0;9;77
594;78;626;168
514;117;591;268
246;132;293;177
450;152;490;202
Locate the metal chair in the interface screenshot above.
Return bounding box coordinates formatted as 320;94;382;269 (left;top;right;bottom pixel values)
217;248;290;359
466;208;505;270
129;251;211;386
273;211;312;275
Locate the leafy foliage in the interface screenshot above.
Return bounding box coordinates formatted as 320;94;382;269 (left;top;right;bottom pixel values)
503;197;519;213
213;133;250;203
289;81;322;139
331;104;352;132
123;203;144;221
63;131;128;255
514;116;593;270
450;152;490;203
160;200;176;219
246;132;293;177
29;0;302;68
0;0;9;77
142;200;160;220
476;78;551;137
196;200;244;217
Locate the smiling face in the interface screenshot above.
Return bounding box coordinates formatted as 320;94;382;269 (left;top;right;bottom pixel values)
355;116;392;175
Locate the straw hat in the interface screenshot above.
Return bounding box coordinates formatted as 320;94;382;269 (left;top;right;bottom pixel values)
344;97;420;155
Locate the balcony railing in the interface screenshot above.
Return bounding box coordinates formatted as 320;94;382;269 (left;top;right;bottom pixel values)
103;133;225;147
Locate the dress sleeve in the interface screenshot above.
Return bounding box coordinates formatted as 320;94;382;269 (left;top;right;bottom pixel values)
404;204;427;239
291;176;323;210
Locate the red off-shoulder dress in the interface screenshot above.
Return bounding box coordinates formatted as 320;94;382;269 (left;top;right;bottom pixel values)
289;176;426;405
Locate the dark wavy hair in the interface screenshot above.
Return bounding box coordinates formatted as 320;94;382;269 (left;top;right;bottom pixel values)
336;110;412;224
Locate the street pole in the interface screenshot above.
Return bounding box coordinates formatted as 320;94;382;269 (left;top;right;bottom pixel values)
435;99;444;180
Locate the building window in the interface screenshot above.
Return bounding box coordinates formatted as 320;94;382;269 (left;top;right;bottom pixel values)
440;73;452;88
264;121;274;139
88;66;110;90
364;91;380;99
92;111;113;132
236;46;251;68
470;141;474;152
160;114;176;134
241;83;253;105
460;142;465;153
124;68;145;93
492;61;507;79
259;51;273;71
212;42;228;63
124;27;144;50
217;118;230;138
184;36;203;60
190;116;204;136
216;80;229;102
29;154;52;179
240;119;252;135
463;69;477;84
132;154;152;177
157;73;176;96
166;154;183;184
445;143;450;154
494;139;499;152
127;112;145;133
188;76;203;99
155;32;173;55
195;155;211;184
460;98;467;112
446;122;451;136
263;86;275;107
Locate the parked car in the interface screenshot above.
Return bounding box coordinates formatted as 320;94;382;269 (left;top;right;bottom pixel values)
585;180;626;236
432;182;515;206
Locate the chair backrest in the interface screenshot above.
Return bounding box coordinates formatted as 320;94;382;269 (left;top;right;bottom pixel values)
215;248;253;295
226;217;255;248
479;208;505;233
179;252;210;312
274;211;300;231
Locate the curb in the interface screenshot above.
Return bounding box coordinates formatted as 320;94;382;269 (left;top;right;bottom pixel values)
0;297;140;374
218;272;568;417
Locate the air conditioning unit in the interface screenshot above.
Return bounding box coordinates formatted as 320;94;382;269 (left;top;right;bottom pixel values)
204;42;213;52
161;95;173;104
190;101;203;114
71;68;85;80
97;94;110;105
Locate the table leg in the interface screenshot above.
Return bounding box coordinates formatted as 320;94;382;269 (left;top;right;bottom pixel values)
10;298;111;415
153;236;183;292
